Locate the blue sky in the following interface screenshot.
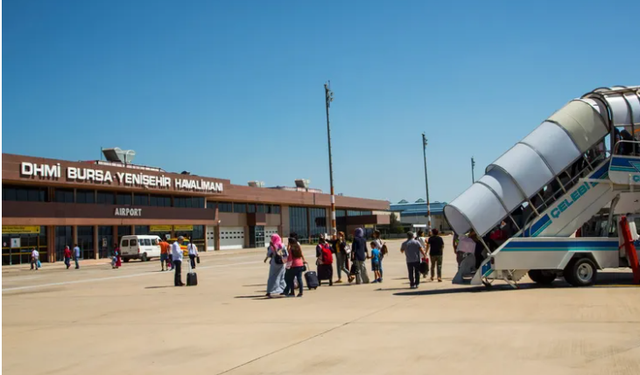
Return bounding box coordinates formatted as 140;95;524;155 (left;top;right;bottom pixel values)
3;0;639;204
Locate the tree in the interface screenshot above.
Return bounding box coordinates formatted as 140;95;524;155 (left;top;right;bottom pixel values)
390;213;404;234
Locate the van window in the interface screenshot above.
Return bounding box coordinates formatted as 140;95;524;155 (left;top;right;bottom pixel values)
130;239;137;246
151;239;158;245
143;239;151;246
122;240;129;247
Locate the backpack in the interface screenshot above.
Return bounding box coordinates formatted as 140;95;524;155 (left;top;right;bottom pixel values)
272;246;284;265
321;244;333;264
381;244;388;256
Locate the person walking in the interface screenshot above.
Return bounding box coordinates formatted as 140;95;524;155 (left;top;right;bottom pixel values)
426;229;445;282
372;230;385;281
73;244;81;269
264;234;287;298
370;241;382;283
351;228;370;284
171;236;185;286
452;231;477;284
416;230;428;278
316;235;334;286
188;241;198;270
283;237;308;297
159;239;170;271
63;246;72;269
30;248;40;270
400;231;426;289
331;232;351;283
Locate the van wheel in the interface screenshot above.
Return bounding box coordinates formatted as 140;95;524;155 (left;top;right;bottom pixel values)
528;270;556;285
141;253;148;262
564;258;597;287
123;258;130;263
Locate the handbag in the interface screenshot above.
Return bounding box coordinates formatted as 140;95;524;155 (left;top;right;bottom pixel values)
196;255;200;264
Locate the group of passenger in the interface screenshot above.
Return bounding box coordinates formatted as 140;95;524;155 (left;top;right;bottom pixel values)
264;228;449;296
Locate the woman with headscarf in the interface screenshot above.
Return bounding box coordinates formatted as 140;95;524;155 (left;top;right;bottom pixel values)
264;233;288;298
350;228;370;284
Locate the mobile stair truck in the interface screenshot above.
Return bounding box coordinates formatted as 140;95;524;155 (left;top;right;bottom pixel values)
444;86;640;288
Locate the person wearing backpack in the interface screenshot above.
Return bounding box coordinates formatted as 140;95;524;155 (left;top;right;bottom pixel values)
373;230;386;282
316;235;334;286
264;233;288;298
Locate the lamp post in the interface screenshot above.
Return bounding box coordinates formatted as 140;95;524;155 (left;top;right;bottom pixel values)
324;82;336;236
471;156;476;183
422;133;431;231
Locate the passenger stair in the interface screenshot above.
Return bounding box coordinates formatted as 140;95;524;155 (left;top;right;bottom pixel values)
443;86;640;285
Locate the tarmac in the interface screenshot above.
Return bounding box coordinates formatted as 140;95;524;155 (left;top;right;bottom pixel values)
3;237;640;375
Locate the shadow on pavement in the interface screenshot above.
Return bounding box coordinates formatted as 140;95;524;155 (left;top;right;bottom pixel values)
145;286;175;289
393;272;637;296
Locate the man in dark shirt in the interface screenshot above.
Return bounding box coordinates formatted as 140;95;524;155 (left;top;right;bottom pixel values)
426;229;445;282
351;228;370;284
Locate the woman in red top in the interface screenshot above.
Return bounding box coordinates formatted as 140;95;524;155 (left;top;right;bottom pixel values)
63;246;72;269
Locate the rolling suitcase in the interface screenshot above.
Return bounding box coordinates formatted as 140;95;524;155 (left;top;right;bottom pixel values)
305;271;319;290
186;256;198;286
317;264;333;281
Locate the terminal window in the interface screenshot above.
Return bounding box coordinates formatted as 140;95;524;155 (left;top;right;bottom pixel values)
76;189;95;204
55;189;74;203
3;185;47;202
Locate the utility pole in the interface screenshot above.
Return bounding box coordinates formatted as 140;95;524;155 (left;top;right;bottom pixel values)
471;156;476;183
324;82;336;236
422;133;431;231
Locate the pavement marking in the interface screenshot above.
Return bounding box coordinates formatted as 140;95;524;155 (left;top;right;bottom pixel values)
2;260;263;293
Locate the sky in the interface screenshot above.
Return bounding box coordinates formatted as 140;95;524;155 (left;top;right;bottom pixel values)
3;0;639;205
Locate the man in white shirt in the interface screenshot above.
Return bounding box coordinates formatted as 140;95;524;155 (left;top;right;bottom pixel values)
31;248;40;270
452;231;478;284
187;242;198;270
171;236;185;286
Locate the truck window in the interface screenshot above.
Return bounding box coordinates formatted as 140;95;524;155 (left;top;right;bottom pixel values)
130;239;137;246
122;240;129;247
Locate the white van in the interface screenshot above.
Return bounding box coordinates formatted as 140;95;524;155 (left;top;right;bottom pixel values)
119;235;161;262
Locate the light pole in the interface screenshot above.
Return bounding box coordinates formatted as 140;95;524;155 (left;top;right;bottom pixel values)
422;133;431;231
324;82;336;236
471;156;476;183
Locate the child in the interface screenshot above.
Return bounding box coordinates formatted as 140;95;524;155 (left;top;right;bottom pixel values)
370;241;382;283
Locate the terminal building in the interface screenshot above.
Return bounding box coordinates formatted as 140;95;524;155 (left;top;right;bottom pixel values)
2;150;390;265
390;199;451;233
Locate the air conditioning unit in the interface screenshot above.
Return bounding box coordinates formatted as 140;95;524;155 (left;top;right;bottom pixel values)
248;181;265;188
102;147;136;164
294;179;310;188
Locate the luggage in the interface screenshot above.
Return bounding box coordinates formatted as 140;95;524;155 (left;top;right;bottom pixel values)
317;264;333;281
187;257;198;286
187;272;198;286
419;258;429;275
305;271;319;290
350;263;358;276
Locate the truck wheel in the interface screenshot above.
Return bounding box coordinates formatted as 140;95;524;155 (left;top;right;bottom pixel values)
141;253;148;262
564;258;597;287
528;270;556;285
